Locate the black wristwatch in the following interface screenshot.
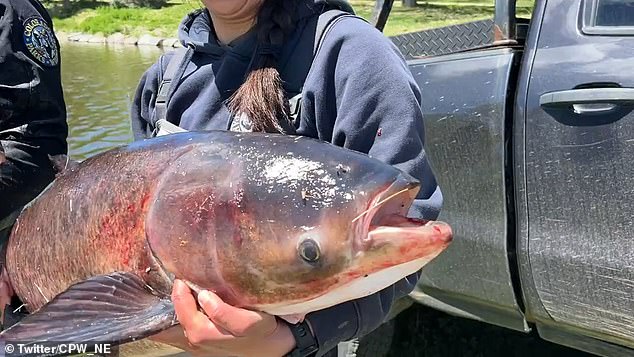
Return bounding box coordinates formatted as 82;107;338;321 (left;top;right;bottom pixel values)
284;319;319;357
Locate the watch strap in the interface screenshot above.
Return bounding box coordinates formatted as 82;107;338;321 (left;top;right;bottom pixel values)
285;319;319;357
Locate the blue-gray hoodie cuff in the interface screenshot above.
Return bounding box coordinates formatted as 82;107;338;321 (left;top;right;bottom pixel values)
303;271;420;356
304;300;360;356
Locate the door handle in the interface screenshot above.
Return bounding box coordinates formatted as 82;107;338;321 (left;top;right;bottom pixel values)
540;88;634;114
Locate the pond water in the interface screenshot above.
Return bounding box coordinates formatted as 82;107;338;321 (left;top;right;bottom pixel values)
59;42;167;161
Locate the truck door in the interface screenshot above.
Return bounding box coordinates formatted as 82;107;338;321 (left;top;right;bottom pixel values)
517;0;634;352
403;1;530;334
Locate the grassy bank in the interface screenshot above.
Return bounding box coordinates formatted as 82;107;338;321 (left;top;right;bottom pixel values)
47;0;535;38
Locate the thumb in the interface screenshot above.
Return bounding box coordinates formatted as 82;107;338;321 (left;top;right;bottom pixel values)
197;290;277;338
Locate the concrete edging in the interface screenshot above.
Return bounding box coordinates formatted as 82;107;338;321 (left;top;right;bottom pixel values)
57;31;183;48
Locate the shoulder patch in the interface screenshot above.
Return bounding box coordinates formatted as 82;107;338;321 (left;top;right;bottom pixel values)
22;16;59;67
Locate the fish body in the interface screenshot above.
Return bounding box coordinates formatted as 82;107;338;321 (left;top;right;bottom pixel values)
0;131;452;355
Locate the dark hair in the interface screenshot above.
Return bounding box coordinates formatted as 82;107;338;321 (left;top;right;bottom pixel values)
226;0;298;134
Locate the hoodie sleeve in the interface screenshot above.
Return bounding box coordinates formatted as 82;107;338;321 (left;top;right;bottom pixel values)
301;16;441;356
130;56;166;140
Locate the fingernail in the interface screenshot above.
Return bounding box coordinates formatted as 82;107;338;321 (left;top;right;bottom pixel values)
198;291;217;310
171;280;188;297
198;290;212;303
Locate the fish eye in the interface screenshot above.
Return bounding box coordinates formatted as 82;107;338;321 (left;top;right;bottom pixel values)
298;238;321;263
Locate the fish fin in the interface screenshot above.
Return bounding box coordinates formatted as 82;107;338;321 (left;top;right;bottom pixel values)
0;272;176;349
48;154;80;176
278;313;306;324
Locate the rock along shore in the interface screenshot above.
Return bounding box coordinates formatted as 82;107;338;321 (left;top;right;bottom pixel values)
56;31;183;48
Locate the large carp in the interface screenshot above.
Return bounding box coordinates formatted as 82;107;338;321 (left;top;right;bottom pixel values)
0;131;452;354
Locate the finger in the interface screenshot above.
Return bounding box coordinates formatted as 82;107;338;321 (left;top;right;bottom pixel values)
197;290;277;337
0;268;13;297
0;282;7;300
172;279;206;326
0;282;7;323
171;281;212;336
171;280;229;344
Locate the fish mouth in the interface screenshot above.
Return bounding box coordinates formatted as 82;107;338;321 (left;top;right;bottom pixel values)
355;173;452;251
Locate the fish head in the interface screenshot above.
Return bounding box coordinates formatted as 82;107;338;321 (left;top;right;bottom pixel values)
145;132;452;316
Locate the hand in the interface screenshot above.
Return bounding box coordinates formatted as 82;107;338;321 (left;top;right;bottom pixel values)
0;267;14;325
150;279;297;357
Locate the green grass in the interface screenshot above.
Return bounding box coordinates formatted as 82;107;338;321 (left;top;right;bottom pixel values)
354;0;535;36
47;0;536;38
49;1;201;37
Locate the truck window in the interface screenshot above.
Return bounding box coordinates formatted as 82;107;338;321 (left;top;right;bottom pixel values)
596;0;634;26
583;0;634;35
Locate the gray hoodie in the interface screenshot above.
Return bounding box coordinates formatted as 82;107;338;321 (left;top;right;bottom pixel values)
130;1;442;355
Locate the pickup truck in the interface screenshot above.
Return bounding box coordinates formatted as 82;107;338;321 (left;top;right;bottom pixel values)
362;0;634;356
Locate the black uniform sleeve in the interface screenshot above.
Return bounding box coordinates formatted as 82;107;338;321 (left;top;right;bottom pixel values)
0;0;68;220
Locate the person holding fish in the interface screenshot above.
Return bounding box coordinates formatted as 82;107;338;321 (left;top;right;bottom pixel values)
130;0;442;356
0;0;68;326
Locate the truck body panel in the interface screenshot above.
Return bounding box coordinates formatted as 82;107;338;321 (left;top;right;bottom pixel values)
392;0;634;355
515;2;634;356
407;47;528;333
519;0;634;351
